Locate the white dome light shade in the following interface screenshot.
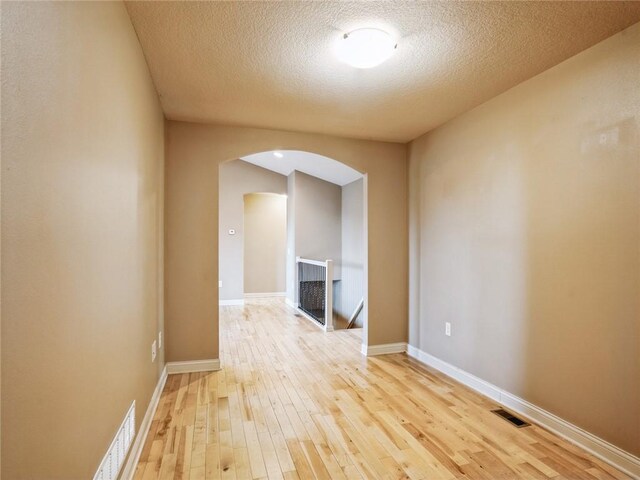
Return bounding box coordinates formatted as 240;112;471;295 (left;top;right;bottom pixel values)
336;28;397;69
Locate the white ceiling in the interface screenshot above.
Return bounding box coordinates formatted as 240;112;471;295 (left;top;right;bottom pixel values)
126;2;640;142
241;151;362;187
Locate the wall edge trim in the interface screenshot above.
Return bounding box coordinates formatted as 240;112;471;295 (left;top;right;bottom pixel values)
362;342;407;356
120;365;168;480
406;345;640;479
166;359;221;374
219;299;245;306
244;292;286;298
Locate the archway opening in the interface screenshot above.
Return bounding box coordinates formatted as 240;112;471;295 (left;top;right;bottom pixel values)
218;149;367;350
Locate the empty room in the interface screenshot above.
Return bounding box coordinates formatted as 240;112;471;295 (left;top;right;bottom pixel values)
1;1;639;479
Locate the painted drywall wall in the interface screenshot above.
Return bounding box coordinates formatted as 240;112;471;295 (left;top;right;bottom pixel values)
286;173;297;304
243;193;287;295
296;171;342;270
165;121;408;360
219;160;287;301
408;22;640;456
336;178;365;326
1;2;165;478
286;171;342;305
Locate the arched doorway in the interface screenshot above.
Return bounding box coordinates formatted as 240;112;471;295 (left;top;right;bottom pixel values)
163;121;409;367
218;150;368;350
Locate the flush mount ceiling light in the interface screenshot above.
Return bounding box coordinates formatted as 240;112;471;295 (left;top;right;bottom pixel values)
336;28;397;69
273;151;284;158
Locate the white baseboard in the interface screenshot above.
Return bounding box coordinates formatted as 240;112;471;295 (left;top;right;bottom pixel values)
219;299;244;306
166;359;220;374
119;358;221;479
406;345;640;479
244;292;286;298
285;297;296;308
120;365;168;480
362;342;407;356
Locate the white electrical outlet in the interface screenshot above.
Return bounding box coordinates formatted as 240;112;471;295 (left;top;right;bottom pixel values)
445;322;451;336
151;340;157;362
158;331;162;348
219;280;222;288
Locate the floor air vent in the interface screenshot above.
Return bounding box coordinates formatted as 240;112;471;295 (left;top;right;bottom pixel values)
491;408;530;428
93;401;136;480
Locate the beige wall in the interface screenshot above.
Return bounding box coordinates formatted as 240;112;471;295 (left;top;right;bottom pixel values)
243;193;287;294
293;172;342;267
295;171;342;286
219;160;287;300
408;23;640;456
286;173;297;304
165;121;408;361
1;2;165;478
287;170;342;305
336;179;365;326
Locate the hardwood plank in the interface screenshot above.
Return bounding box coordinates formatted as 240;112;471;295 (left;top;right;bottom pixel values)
134;299;631;480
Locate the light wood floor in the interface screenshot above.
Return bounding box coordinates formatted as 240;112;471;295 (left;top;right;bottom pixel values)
134;298;629;480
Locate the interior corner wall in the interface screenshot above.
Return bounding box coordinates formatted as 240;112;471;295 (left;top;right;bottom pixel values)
292;171;342;274
336;178;365;325
408;22;640;456
1;2;165;478
218;160;287;301
286;171;342;305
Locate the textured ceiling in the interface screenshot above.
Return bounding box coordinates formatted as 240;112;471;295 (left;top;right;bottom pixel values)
126;2;640;143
